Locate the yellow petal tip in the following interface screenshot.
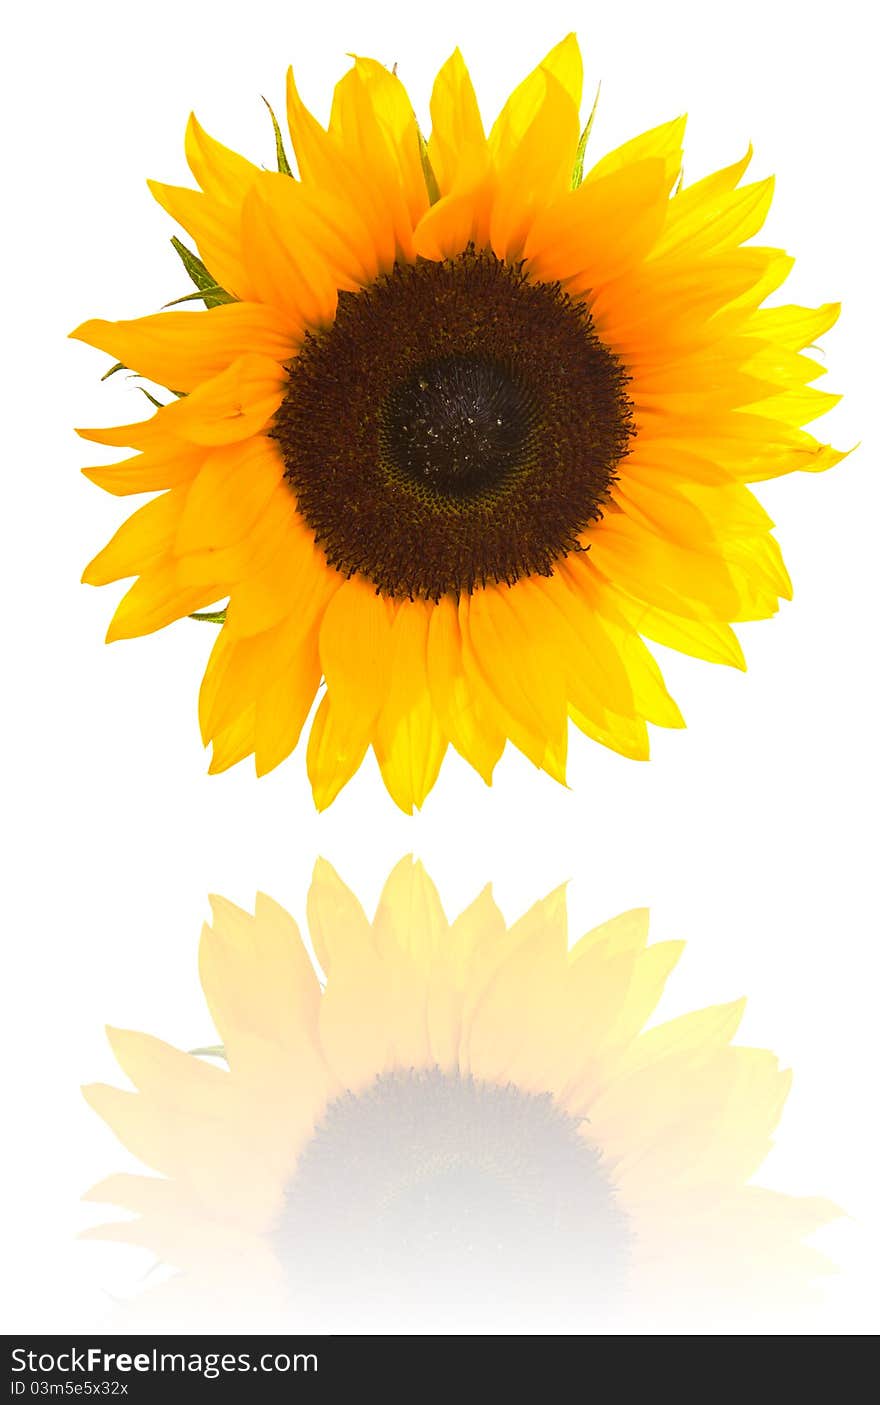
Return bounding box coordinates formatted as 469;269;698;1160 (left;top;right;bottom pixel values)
70;319;107;347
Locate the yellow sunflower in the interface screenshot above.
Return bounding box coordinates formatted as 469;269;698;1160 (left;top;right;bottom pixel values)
73;36;845;811
83;860;837;1333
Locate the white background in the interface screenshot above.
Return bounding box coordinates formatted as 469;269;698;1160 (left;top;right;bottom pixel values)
2;0;876;1335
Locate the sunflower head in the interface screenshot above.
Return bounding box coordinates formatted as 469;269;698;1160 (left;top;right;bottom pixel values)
83;859;838;1333
73;36;846;811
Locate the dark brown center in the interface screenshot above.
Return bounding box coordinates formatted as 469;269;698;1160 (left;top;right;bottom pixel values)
271;249;633;601
380;353;537;499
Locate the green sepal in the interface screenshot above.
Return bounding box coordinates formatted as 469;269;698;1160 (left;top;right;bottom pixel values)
164;285;234;308
170;236;233;308
571;82;602;188
263;96;293;176
189;608;228;624
170;235;215;289
418;130;441;206
100;364;184;400
189;1044;228;1061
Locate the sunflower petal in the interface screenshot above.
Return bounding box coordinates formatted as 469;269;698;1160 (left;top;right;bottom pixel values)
317;579;395;755
427;48;487;194
585;114;686;189
373;602;448;813
525;157;669;287
83;487;187;586
148;180;255;302
156;355;285;446
184;113;262;204
71;305;296;394
426;595;504;783
489;34;583;167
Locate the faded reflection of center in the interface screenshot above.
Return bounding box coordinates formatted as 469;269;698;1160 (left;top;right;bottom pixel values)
278;1069;630;1332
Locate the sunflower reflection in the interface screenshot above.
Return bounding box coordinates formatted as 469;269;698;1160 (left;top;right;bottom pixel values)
83;859;836;1332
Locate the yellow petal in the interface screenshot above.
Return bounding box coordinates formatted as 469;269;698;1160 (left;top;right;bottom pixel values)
81;439;205;497
71;304;297;394
489;34;583;167
460;585;568;779
317;577;395;756
583;584;685;730
372;600;448;813
329;59;421;261
221;505;339;637
207;703;257;773
571;704;651;761
76;413;168;451
749;385;841;427
176;481;297;593
412;184;492;260
305;694;366;810
585;114;686;189
83;488;187;586
746;301;841;350
347;57;429;227
198;607;326;773
286;67;398;272
157;355;285;446
184;113;262;204
105;559;222;642
240;180;338;331
426;594;504;783
147;180;255;303
426;48;487;194
613;474;773;551
489;70;581;259
586;510;783;623
651;177;775;261
525;158;669;287
175;438;283;554
253;639;322;777
666;146;754;222
604;581;746;669
538;564;637;717
591;249;787;364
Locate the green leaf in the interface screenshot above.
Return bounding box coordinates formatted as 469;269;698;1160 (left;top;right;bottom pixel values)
189;608;228;624
170;236;233;308
418;129;441;205
571;82;602;189
101;361;127;382
136;386;165;409
164;285;234;308
263;96;293;176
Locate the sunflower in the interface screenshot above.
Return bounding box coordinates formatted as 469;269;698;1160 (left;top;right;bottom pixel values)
73;36;845;811
83;860;837;1333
